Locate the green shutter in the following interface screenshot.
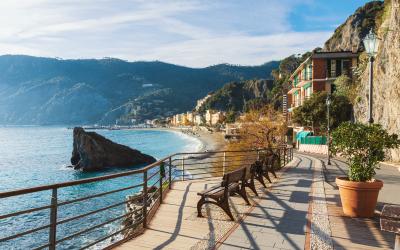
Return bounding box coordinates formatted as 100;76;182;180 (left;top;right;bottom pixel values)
303;82;312;89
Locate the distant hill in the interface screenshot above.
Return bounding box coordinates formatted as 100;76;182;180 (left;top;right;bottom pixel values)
0;55;279;125
198;79;274;113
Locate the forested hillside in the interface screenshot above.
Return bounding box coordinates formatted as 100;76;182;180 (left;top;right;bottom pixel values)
0;55;278;124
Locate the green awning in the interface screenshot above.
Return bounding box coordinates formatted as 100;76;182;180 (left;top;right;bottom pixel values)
303;82;312;89
296;131;312;141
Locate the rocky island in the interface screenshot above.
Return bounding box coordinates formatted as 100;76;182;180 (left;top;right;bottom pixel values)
70;127;156;171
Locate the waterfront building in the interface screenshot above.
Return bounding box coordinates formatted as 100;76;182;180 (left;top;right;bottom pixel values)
286;51;359;122
211;111;225;126
186;112;194;124
194;114;203;126
195;94;211;111
205;110;213;125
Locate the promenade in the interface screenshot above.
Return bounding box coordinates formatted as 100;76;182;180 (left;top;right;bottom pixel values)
116;153;398;249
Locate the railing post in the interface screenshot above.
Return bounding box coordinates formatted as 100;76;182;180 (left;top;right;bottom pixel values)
223;152;226;175
143;170;148;228
159;168;163;204
49;188;57;250
283;147;287;166
168;157;172;189
181;158;185;181
291;147;293;160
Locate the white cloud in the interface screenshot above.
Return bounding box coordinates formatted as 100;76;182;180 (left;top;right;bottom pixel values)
0;0;335;67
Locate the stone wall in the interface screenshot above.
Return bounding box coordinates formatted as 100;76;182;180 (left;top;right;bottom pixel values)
354;0;400;162
298;144;328;155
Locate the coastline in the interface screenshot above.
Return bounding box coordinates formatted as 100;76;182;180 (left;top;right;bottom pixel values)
126;127;227;154
126;127;227;178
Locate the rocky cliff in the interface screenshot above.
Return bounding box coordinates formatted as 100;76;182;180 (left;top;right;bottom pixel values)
323;1;384;52
354;0;400;161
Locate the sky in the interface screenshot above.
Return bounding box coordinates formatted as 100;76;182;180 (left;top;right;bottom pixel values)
0;0;372;67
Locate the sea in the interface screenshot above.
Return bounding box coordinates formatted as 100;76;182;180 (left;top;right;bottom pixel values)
0;126;202;249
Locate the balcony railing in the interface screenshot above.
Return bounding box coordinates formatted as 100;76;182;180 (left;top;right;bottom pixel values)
0;147;293;249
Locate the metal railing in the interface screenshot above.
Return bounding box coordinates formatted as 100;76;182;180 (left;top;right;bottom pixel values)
0;146;293;249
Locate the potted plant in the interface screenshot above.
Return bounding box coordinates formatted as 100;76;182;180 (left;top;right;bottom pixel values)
331;122;400;217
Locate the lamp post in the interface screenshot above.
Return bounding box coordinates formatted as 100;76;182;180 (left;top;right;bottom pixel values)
326;94;331;165
363;30;379;124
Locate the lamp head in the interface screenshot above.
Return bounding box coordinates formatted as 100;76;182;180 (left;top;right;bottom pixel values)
326;95;331;106
363;29;379;57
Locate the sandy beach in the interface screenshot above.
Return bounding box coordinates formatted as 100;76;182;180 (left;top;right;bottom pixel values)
132;126;227;178
168;127;226;153
132;126;227;153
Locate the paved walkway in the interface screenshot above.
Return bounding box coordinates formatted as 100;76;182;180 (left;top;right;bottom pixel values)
321;155;397;250
115;153;399;249
116;156;307;250
218;155;313;250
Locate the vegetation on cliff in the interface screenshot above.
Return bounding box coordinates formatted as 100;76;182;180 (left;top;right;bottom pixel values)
197;79;274;115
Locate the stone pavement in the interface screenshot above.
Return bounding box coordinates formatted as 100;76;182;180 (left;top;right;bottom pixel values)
303;152;398;250
116;152;399;250
218;155;314;250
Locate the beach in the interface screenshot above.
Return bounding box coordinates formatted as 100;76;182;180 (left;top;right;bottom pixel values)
130;126;227;178
133;126;227;153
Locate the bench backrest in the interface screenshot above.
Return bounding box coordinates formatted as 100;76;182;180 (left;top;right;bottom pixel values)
380;204;400;233
222;167;246;186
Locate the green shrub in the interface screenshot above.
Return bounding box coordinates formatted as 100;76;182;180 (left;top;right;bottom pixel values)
331;122;400;181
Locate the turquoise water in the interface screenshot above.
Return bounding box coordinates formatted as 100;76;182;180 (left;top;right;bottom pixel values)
0;127;201;249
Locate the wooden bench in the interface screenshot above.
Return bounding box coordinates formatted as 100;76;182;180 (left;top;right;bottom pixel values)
197;167;249;221
380;204;400;250
253;154;277;188
242;163;259;196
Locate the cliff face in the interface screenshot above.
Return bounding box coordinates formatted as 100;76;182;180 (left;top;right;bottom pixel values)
323;1;384;52
354;0;400;161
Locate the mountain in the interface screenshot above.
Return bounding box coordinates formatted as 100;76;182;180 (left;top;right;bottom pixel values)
0;55;279;125
323;1;384;52
198;79;274;113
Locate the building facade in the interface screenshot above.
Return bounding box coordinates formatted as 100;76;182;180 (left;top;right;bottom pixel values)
286;51;358;121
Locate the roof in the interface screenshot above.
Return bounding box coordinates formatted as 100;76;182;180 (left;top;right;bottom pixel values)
288;51;359;81
312;51;359;59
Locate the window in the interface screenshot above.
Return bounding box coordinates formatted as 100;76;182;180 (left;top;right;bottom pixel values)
330;60;336;77
342;59;351;76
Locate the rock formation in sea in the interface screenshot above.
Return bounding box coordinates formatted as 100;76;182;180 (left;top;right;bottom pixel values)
71;127;156;171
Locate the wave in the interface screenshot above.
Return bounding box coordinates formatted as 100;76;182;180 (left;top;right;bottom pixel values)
162;129;204;153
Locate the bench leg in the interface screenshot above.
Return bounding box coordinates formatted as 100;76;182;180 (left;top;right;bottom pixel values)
197;197;205;217
249;179;259;196
220;198;234;221
238;186;250;205
269;167;277;178
256;175;267;187
263;172;272;183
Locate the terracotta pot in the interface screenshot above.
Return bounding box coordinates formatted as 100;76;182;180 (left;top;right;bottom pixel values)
335;177;383;217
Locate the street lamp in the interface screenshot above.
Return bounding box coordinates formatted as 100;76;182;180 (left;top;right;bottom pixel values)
363;29;379;124
326;94;331;165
